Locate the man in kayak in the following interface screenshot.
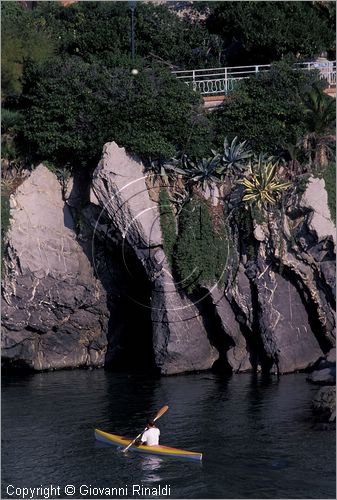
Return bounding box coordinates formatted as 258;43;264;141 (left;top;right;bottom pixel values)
137;420;160;446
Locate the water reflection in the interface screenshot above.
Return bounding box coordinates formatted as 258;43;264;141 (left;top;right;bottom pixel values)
140;455;163;483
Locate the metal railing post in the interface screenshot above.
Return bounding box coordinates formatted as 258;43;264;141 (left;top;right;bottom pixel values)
225;67;228;94
192;70;196;91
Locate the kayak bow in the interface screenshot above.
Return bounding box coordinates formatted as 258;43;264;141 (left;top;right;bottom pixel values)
94;429;202;461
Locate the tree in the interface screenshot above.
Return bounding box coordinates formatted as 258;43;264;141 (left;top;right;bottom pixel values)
206;2;336;65
134;3;218;68
31;1;219;69
302;85;336;168
210;60;322;156
20;56;212;170
1;2;55;98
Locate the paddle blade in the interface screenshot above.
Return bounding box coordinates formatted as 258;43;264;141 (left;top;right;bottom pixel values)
153;405;169;422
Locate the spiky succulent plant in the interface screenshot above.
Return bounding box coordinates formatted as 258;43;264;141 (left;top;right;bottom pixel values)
217;136;252;178
238;156;291;209
183;155;221;190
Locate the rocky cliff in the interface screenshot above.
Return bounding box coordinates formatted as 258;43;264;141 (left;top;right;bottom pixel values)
1;165;109;370
2;143;336;375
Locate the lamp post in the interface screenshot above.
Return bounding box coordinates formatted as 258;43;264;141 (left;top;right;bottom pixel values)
128;1;136;63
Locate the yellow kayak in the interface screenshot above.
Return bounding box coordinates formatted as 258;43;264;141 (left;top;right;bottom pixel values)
94;428;202;461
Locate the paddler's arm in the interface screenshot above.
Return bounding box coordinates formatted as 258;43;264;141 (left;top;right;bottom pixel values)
135;429;148;446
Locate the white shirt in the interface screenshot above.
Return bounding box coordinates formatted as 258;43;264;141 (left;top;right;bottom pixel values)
141;427;160;446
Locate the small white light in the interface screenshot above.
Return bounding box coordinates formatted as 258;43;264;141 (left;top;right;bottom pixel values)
131;68;139;75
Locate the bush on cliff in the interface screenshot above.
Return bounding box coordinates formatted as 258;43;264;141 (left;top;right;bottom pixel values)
20;56;212;170
175;198;229;293
210;60;323;156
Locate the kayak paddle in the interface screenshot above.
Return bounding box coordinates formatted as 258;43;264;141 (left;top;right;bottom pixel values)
121;405;169;453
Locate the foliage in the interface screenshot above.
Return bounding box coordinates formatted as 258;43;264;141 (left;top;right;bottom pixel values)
210;60;322;156
217;136;252;178
1;109;25;172
205;1;336;65
1;2;56;98
145;158;187;186
239;156;291;209
32;1;219;69
302;85;336;168
175;199;229;293
168;187;191;215
232;205;255;260
135;3;219;68
303;85;336;136
158;188;177;268
1;108;24;132
182;156;220;190
322;163;336;223
20;57;211;169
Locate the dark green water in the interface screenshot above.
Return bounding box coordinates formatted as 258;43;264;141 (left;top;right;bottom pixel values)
1;370;335;499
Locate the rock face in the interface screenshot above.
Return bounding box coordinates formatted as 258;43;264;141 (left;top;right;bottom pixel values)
92;142;218;374
2;149;336;376
307;348;336;385
300;177;336;244
1;165;109;370
208;286;252;372
308;349;336;425
312;386;336;423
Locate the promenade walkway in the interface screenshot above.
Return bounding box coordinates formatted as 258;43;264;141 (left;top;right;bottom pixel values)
172;61;336;107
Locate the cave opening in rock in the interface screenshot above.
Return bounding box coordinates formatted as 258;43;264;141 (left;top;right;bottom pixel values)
93;230;157;374
193;288;233;374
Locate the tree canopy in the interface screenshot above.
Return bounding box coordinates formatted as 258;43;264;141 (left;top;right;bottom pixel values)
1;2;56;98
206;1;336;65
210;60;324;155
21;56;212;169
1;1;335;173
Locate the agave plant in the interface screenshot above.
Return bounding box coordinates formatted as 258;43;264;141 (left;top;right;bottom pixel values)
168;186;191;215
217;136;252;179
238;156;291;209
145;158;187;185
183;155;221;190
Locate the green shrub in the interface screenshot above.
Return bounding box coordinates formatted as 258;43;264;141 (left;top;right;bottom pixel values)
1;108;23;132
210;60;321;156
206;2;336;65
175;198;229;293
20;57;212;170
159;188;177;268
1;1;56;98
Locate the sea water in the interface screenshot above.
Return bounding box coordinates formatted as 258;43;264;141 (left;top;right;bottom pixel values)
1;370;335;499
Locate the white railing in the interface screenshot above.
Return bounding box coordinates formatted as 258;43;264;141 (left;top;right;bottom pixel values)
172;61;336;96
